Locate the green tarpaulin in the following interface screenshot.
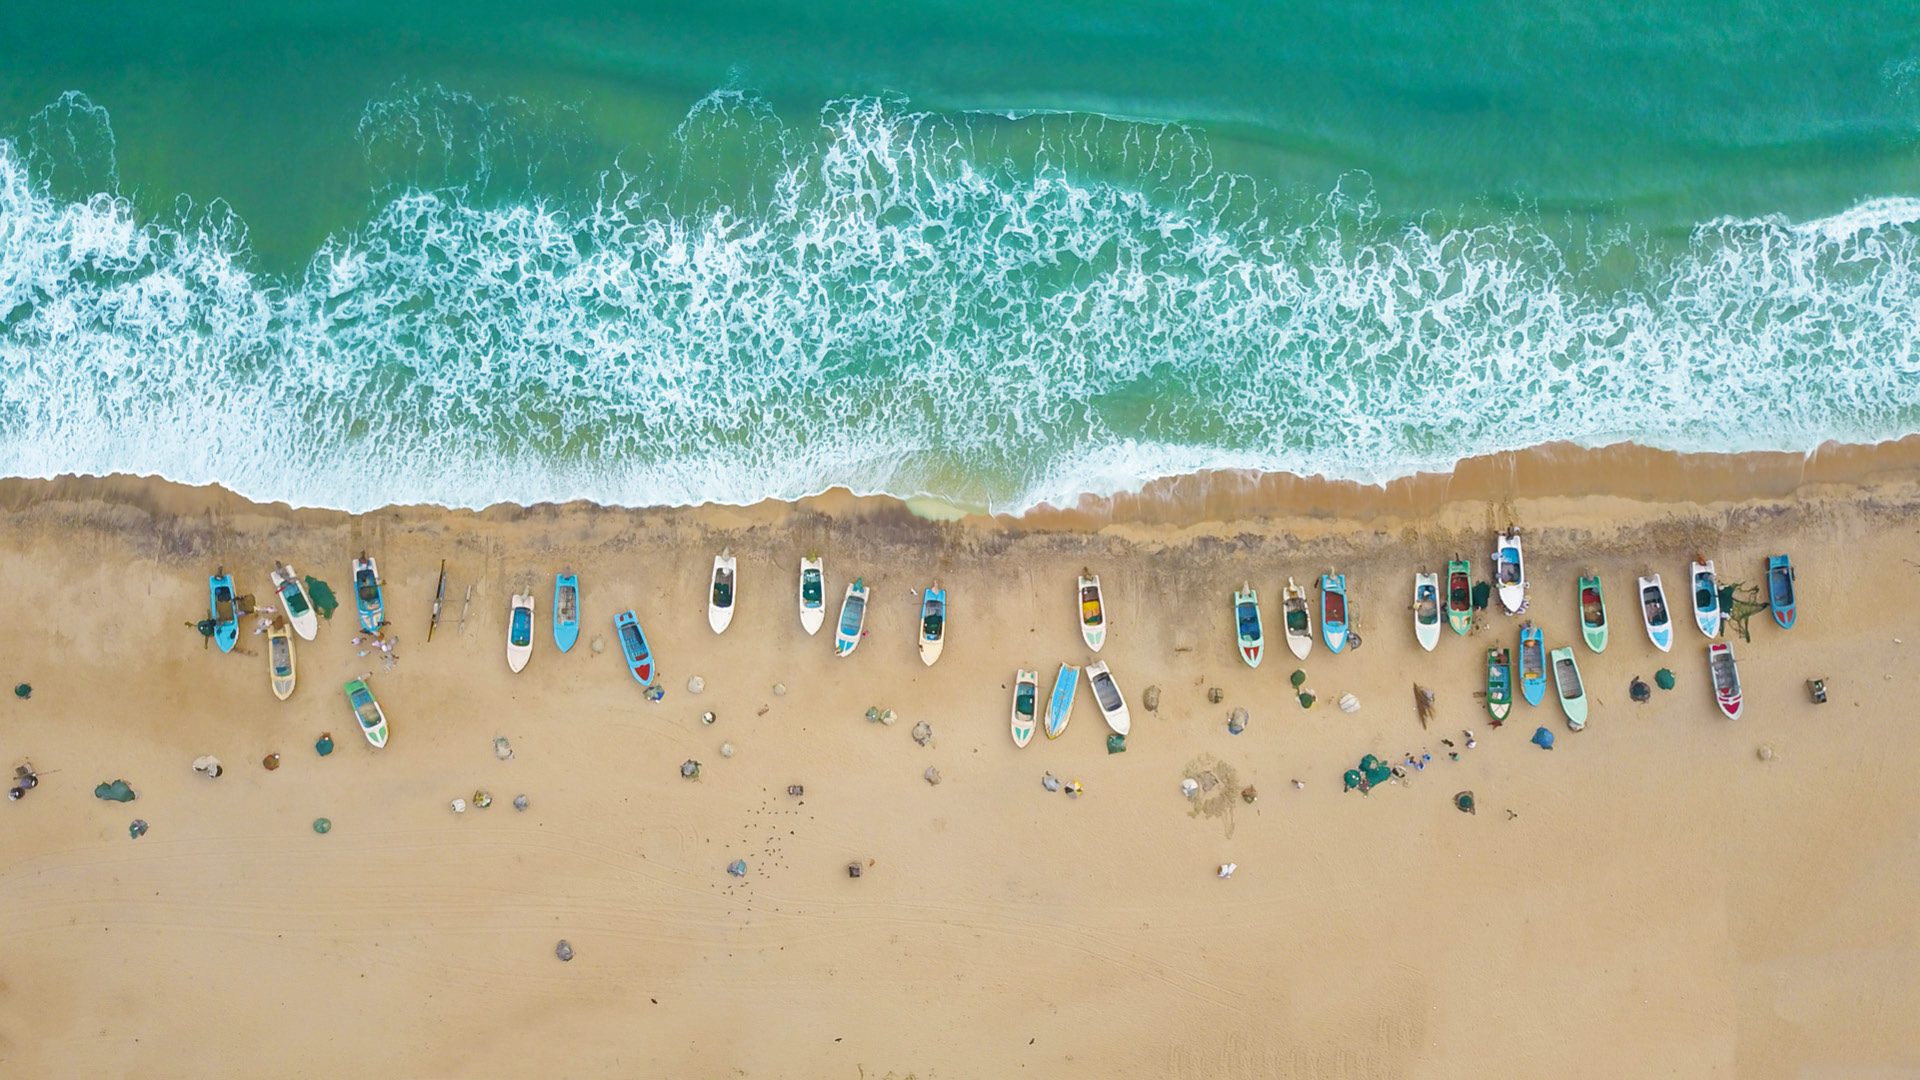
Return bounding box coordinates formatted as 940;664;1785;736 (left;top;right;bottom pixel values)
306;577;339;620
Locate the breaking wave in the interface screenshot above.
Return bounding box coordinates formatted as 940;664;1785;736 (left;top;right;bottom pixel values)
3;87;1918;513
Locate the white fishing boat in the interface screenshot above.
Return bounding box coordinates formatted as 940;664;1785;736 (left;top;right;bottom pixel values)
1010;669;1038;748
1708;642;1743;720
708;550;736;634
1077;571;1107;652
1282;577;1312;660
918;585;946;666
835;577;869;657
506;593;534;672
267;617;296;700
797;556;825;636
1639;573;1674;652
269;564;318;640
1494;528;1527;614
1232;584;1263;668
1690;558;1721;638
1413;572;1441;652
1085;661;1131;736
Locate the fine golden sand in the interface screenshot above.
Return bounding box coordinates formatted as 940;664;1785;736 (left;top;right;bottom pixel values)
3;446;1919;1078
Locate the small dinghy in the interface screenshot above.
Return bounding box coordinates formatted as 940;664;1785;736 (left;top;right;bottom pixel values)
1494;529;1527;614
506;593;534;672
1085;661;1131;735
798;557;825;636
1690;559;1722;638
708;550;736;635
1233;584;1264;668
1413;572;1441;652
613;609;655;686
1077;571;1107;652
1638;574;1674;652
343;678;389;749
553;573;580;652
267;617;296;700
1486;647;1512;724
1446;559;1473;636
1550;645;1588;730
270;564;318;640
835;577;869;657
1282;577;1312;660
1010;669;1038;748
1578;574;1609;653
1045;663;1080;739
1519;623;1547;707
1766;554;1796;630
1320;573;1349;654
918;586;947;667
352;553;384;633
1708;641;1743;719
208;569;239;654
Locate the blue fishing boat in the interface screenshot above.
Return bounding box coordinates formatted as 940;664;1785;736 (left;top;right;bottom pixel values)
1320;573;1349;654
1519;623;1547;707
352;552;384;633
614;609;655;687
1767;555;1796;630
553;573;580;652
208;568;239;653
1045;662;1080;739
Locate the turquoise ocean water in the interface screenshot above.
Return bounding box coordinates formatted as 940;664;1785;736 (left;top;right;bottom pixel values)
3;3;1918;512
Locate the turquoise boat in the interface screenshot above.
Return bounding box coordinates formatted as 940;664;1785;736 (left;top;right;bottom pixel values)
352;552;384;633
1320;572;1349;654
1767;555;1797;630
553;573;580;652
1045;662;1080;739
1519;623;1547;707
208;568;239;653
614;609;655;687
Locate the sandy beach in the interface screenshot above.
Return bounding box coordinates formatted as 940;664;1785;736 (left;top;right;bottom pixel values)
4;447;1920;1078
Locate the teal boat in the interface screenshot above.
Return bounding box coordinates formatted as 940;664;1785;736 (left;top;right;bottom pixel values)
1767;555;1797;629
343;678;389;748
1486;647;1512;724
1045;662;1080;739
553;573;580;652
208;568;239;653
352;552;384;633
1519;623;1547;707
1551;646;1588;730
1578;574;1608;653
614;609;655;686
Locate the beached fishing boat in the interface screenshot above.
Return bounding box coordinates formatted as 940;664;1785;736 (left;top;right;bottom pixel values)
1550;646;1588;730
613;609;655;686
1233;584;1264;668
708;550;736;634
1282;578;1312;660
343;678;389;749
1494;529;1527;614
270;564;318;640
352;553;384;633
1010;669;1038;748
208;569;239;654
506;593;534;673
267;617;296;700
1078;571;1107;652
1690;558;1721;638
1085;661;1131;735
919;586;947;667
835;578;869;657
1486;647;1512;723
1519;623;1546;707
798;557;825;636
1045;663;1080;739
1446;559;1473;636
553;573;579;652
1578;574;1608;653
1767;554;1796;630
1638;574;1674;652
1413;572;1441;652
1708;641;1743;719
1320;573;1349;654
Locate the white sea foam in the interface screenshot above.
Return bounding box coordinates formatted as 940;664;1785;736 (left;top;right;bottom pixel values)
2;88;1919;514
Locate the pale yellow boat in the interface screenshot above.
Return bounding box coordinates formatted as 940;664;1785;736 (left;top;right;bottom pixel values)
267;617;296;700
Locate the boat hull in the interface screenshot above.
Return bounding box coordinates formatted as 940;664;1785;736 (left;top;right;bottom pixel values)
708;553;736;635
1011;670;1038;748
1486;648;1513;723
1320;573;1349;654
352;556;384;634
208;572;239;654
919;587;946;667
507;594;534;673
553;575;580;652
1413;573;1441;652
1690;560;1722;638
798;559;825;636
1282;579;1312;659
1494;531;1527;614
835;580;868;657
1085;661;1130;735
1550;646;1588;730
1638;575;1674;652
344;679;388;749
271;566;319;640
1578;575;1608;654
1446;560;1473;635
1767;555;1797;630
1078;574;1107;652
613;610;655;686
268;622;296;700
1234;587;1263;669
1709;642;1743;719
1519;625;1546;707
1045;664;1079;739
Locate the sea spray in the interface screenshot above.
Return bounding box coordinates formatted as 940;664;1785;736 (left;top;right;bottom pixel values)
3;89;1919;514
